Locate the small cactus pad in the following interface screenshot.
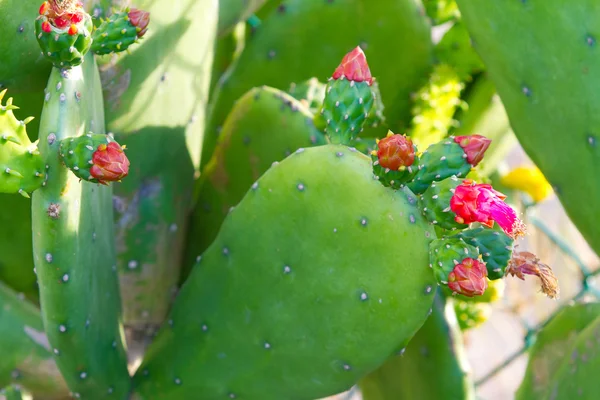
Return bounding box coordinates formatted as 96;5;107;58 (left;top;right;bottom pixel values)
419;176;466;230
429;237;485;297
360;295;476;400
0;90;44;197
91;8;150;55
35;1;93;68
59;134;130;185
371;131;418;189
315;47;375;144
451;226;514;280
133;144;436;399
407;136;484;195
408;64;464;149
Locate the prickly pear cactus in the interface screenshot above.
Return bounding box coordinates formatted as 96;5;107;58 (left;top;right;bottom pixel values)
203;0;433;167
133;145;437;399
91;7;149;55
516;303;600;400
360;294;476;400
455;0;600;256
0;282;69;399
218;0;266;36
32;54;130;398
183;86;325;277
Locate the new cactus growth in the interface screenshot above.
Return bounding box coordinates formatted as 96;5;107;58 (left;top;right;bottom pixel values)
314;46;375;144
0;90;44;197
35;1;93;68
59;133;129;185
91;8;150;55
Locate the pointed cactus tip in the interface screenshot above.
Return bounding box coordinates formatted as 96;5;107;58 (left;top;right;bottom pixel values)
454;134;492;166
332;46;373;85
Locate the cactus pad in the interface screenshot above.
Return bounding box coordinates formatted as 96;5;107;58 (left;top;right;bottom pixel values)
419;176;466;230
91;8;150;55
0;90;44;197
134;145;436;399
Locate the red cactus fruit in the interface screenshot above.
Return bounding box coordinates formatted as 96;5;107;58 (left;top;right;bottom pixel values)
454;135;492;166
128;8;150;38
448;257;488;297
376;133;415;171
90;142;130;185
331;46;373;85
450;179;527;239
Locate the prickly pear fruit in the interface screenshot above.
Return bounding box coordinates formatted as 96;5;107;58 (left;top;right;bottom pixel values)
371;131;418;189
133;145;436;399
419;176;466;230
408;135;490;194
451;226;513;280
90;8;150;55
0;90;45;197
183;86;325;278
408;64;464;149
516;303;600;400
315;46;375;144
360;294;476;400
58;133;129;185
35;1;93;68
429;237;486;297
454;299;492;331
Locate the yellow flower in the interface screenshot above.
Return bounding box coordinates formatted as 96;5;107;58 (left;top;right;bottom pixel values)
501;166;553;202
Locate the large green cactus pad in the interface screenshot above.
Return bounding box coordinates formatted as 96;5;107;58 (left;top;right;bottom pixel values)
133;144;436;399
203;0;433;167
455;0;600;256
360;294;475;400
183;86;325;277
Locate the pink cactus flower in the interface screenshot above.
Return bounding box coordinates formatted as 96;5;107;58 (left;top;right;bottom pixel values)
448;257;488;297
450;179;527;239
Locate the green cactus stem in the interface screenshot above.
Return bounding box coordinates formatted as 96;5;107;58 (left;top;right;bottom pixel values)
133;145;436;399
0;282;69;399
91;8;150;55
0;90;45;197
34;1;93;68
31;53;130;398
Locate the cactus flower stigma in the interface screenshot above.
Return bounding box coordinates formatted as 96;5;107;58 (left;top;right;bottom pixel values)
450;179;527;239
90;142;130;185
332;46;373;85
128;8;150;38
454;135;492;166
447;257;488;297
376;132;415;171
506;251;559;299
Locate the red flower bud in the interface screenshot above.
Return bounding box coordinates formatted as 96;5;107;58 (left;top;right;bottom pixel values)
41;21;52;33
454;135;492;166
332;46;373;85
448;257;488;297
90;142;130;185
128;8;150;38
376;133;415;171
